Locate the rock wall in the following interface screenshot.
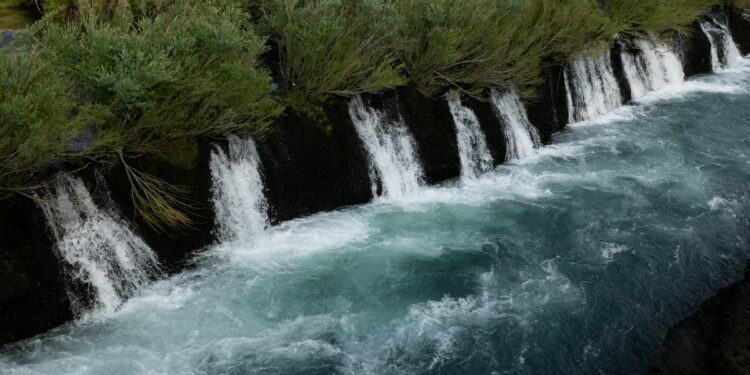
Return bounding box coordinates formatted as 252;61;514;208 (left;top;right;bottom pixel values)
679;21;714;77
611;39;634;103
394;86;461;183
104;139;216;271
0;197;71;346
729;7;750;56
526;63;569;144
465;94;509;165
256;101;373;223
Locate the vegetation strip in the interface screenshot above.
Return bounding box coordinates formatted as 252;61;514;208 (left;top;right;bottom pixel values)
0;0;747;230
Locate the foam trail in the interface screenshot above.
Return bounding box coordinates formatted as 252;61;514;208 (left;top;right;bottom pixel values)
620;38;685;99
446;91;494;179
490;89;541;160
564;52;622;123
40;176;162;316
700;12;743;71
210;135;269;243
349;95;424;199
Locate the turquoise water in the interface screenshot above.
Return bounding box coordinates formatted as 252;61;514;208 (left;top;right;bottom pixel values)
2;66;750;374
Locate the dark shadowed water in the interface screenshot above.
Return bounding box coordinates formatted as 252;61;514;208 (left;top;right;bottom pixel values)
2;64;750;375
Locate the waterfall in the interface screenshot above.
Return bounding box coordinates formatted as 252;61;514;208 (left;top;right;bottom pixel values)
490;89;541;161
446;91;494;179
210;135;269;243
620;39;685;99
349;95;424;199
700;12;743;71
564;52;622;123
40;176;162;316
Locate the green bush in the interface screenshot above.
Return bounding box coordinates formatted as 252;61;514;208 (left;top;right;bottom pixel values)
393;0;545;97
0;50;99;196
2;0;282;229
601;0;721;37
255;0;405;108
23;0;172;27
528;0;618;64
39;1;281;159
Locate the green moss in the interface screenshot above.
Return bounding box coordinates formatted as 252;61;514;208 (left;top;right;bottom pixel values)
149;138;200;172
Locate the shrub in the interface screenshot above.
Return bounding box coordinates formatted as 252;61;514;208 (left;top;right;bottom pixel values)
254;0;406;107
0;50;100;197
601;0;721;37
10;0;282;229
528;0;618;64
39;1;281;157
393;0;548;97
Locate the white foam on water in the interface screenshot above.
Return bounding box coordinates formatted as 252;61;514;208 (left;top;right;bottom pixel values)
215;209;372;270
601;243;630;262
385;262;581;373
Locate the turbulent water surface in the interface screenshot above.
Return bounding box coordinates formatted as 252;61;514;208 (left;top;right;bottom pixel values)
3;63;750;374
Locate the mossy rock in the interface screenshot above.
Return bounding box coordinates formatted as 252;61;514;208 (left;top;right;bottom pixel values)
0;3;38;29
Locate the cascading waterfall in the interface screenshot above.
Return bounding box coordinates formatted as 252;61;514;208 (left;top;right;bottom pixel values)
490;89;541;161
700;12;743;71
209;135;269;243
349;95;424;199
40;176;162;316
446;91;494;179
620;39;685;99
564;52;622;123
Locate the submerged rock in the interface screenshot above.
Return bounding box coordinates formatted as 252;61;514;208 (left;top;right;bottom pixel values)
652;267;750;374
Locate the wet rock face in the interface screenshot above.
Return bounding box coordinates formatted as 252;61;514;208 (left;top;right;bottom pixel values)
0;197;72;347
395;85;462;184
463;94;508;165
728;8;750;56
255;99;373;224
103;139;216;272
526;63;569;144
611;39;634;104
679;21;714;77
652;267;750;375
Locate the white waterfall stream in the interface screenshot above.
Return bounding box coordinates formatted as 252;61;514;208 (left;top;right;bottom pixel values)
564;52;623;123
349;95;424;199
700;12;743;71
210;135;269;244
490;89;541;161
446;91;494;179
620;39;685;99
40;176;162;316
